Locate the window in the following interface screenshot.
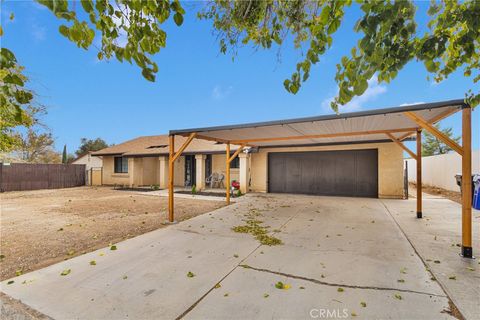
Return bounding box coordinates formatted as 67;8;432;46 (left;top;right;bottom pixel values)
114;156;128;173
230;155;239;169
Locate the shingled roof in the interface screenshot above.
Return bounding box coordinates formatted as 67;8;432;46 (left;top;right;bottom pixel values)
92;134;238;157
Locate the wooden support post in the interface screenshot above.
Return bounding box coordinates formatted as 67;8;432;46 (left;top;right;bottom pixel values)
167;133;197;223
226;143;231;205
416;129;422;219
168;135;175;223
461;106;473;258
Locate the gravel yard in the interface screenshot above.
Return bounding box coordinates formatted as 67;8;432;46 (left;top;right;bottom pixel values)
0;187;224;280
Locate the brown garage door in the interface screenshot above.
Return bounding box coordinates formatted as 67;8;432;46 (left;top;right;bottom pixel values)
268;149;378;198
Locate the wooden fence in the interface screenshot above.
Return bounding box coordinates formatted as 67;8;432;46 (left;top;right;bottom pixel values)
0;163;86;192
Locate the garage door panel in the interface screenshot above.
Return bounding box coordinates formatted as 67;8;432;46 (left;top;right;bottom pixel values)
268;150;378;198
268;156;286;193
334;152;355;196
354;150;378;197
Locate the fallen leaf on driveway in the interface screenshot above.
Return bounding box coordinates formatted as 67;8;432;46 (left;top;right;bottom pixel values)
394;294;402;300
187;271;195;278
60;269;71;276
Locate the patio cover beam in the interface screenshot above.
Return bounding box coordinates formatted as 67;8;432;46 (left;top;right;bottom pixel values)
229;127;417;145
399;108;461;141
385;132;417;160
403;112;463;156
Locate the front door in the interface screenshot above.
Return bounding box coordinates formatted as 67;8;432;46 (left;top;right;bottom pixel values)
184;155;196;187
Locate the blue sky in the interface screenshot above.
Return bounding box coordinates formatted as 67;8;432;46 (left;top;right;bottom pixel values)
2;1;478;154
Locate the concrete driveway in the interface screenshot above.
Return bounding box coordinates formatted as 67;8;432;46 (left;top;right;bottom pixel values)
1;194;478;319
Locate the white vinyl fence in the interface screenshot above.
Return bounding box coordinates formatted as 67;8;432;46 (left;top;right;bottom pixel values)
406;150;480;191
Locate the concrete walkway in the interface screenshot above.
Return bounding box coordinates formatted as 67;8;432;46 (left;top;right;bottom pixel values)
1;194;477;319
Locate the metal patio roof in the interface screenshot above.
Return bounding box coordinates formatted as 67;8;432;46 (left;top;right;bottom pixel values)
170;99;466;147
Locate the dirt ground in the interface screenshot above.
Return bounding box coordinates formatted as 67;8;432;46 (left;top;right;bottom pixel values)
0;187;224;281
409;182;462;204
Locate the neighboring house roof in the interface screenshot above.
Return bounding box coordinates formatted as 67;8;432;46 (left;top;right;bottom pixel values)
92;134;239;157
72;152;103;164
71;152;92;163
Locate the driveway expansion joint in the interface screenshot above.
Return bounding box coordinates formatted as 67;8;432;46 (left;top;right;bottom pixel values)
242;265;447;298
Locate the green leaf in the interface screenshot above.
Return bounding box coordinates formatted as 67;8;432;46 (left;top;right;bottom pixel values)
4;74;24;86
173;13;184;26
319;7;330;25
141;68;155;82
110;245;117;250
187;271;195;278
81;0;94;14
59;25;69;38
425;60;437;72
327;19;341;35
354;79;368;95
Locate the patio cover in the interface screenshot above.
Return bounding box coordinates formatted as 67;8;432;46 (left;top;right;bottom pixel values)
167;99;473;259
170;99;465;147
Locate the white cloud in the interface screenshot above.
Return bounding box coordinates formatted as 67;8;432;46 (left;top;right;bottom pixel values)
32;24;46;42
212;85;233;100
321;76;387;113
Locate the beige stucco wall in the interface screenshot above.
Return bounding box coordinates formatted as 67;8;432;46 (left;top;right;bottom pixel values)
102;156;130;185
142;157;158;186
212;154;239;183
249;142;404;198
102;155;187;187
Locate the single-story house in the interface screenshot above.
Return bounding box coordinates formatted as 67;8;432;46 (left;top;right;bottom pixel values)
92;132;405;198
92;135;242;189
